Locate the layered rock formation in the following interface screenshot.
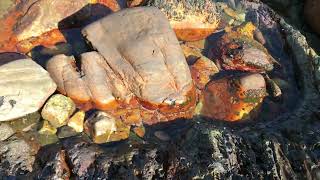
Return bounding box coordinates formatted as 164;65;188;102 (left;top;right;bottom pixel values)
46;7;196;125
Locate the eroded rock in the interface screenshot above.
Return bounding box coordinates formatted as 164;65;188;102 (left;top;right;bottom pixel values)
0;53;56;121
68;110;85;133
47;7;196;124
209;22;275;72
201;73;267;121
147;0;220;41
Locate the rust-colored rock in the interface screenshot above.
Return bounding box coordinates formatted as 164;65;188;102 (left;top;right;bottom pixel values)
190;57;219;89
147;0;219;41
305;0;320;35
0;0;121;53
201;73;267;121
209;22;274;72
47;7;196;125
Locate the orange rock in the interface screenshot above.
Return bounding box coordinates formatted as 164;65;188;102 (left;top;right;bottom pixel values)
190;56;219;89
209;23;274;72
16;29;66;53
201;73;266;121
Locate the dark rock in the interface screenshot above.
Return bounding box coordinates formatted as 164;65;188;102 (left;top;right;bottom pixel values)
57;126;79;139
0;135;37;176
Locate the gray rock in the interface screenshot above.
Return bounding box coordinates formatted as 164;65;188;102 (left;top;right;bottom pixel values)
0;54;57;121
0;135;37;176
57;126;79;139
0;123;14;141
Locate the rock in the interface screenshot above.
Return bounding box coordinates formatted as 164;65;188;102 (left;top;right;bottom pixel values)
0;53;57;121
57;126;79;139
133;125;145;138
304;0;320;35
85;111;130;144
47;7;196;124
190;56;219;89
38;150;71;180
0;135;37;176
181;44;205;64
0;0;15;18
147;0;219;41
201;73;267;121
265;75;282;99
127;0;145;7
68;110;85;132
14;0;89;42
41;94;76;128
6;112;40;132
154;131;171;141
0;123;14;141
37;133;59;146
38;120;57;135
209;22;274;72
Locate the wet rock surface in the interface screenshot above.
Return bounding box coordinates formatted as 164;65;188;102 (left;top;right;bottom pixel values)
0;0;320;179
0;53;56;121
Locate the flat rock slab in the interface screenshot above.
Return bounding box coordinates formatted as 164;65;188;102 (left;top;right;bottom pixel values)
0;53;56;121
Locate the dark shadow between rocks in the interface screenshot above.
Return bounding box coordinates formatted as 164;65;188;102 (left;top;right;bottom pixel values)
0;52;27;65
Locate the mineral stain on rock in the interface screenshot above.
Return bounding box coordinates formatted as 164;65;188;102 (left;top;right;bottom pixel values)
0;0;319;179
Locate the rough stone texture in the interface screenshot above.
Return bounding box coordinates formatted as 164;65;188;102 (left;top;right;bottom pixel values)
0;123;15;141
209;22;274;72
47;7;196;124
147;0;219;41
41;94;76;128
14;0;89;42
67;110;85;132
85;111;130;144
0;53;57;121
202;73;267;121
304;0;320;35
0;136;37;176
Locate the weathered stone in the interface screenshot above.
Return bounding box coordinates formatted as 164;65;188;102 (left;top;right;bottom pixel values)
147;0;219;41
57;126;79;139
38;120;57;135
0;53;57;121
68;110;85;132
201;73;267;121
0;123;14;141
305;0;320;35
47;7;196;124
38;150;71;180
6;112;40;132
209;22;274;72
133;125;145;138
41;94;76;128
190;56;219;89
85;111;130;144
37;133;59;146
0;135;37;175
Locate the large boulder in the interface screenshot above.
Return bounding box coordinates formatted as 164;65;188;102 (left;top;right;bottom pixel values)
47;7;196;125
0;53;56;121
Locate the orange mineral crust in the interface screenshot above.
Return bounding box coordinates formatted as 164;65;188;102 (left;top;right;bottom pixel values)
202;74;267;121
